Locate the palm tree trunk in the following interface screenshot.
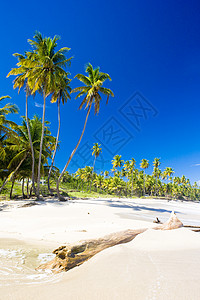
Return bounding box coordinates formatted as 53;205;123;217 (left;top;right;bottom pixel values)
0;155;27;193
143;171;145;196
90;177;92;193
90;156;96;193
131;170;133;197
56;103;92;200
22;178;25;198
10;177;15;199
126;181;128;197
48;98;61;195
30;186;32;198
27;178;29;198
92;156;96;173
155;176;158;196
25;93;36;195
36;92;46;199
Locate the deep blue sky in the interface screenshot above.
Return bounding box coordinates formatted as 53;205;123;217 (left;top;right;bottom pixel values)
1;0;200;183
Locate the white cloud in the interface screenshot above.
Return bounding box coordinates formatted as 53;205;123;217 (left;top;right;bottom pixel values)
35;102;43;108
191;163;200;167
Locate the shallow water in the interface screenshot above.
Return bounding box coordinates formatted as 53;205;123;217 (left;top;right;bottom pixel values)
0;239;61;286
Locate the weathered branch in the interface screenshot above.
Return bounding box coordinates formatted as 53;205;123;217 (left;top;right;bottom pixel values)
38;212;183;273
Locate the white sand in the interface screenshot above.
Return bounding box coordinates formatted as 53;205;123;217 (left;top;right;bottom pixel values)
0;197;200;299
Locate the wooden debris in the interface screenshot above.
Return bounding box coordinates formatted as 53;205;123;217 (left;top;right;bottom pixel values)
37;211;184;273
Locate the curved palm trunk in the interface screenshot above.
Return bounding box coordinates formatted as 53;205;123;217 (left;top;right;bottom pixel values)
25;93;36;195
36;93;46;199
56;103;92;200
0;155;27;193
47;98;61;195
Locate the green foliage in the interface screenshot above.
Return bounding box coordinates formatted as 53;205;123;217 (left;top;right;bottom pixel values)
72;63;114;114
1;31;199;202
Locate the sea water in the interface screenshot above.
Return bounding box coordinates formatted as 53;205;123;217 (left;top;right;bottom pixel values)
0;240;61;286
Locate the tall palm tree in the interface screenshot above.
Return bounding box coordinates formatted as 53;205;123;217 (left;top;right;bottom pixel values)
47;75;71;194
56;63;114;200
153;158;161;196
104;170;109;178
163;167;174;182
123;160;131;196
82;166;93;192
90;142;102;192
24;32;72;198
110;176;125;196
91;143;102;173
75;168;85;192
0;115;56;194
7;54;37;194
129;158;136;197
111;155;124;173
153;158;161;168
93;173;104;193
140;159;149;195
173;176;181;185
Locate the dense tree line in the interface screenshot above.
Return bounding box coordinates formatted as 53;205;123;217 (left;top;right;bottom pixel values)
69;149;200;200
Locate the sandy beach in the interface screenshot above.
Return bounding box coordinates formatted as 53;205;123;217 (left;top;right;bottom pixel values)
0;197;200;299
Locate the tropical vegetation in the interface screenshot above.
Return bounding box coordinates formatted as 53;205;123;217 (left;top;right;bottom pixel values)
0;31;199;202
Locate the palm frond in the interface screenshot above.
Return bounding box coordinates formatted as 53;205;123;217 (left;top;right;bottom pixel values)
98;73;112;82
0;96;11;102
75;74;91;86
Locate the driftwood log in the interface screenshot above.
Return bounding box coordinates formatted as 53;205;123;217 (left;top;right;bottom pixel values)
38;212;183;273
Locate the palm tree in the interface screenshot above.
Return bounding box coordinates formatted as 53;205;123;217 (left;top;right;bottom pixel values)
129;158;136;197
111;155;124;173
56;63;114;200
123;160;131;196
173;176;181;185
0;95;18;137
91;143;102;172
162;167;174;182
90;142;102;192
82;166;93;192
75;168;85;192
153;158;161;168
153;158;161;196
24;32;72;199
140;159;149;195
0;115;56;194
104;170;109;178
7;53;37;194
93;173;104;193
47;75;71;194
0;96;19;184
110;176;125;196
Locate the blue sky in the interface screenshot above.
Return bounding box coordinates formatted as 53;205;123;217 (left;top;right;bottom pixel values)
1;0;200;183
